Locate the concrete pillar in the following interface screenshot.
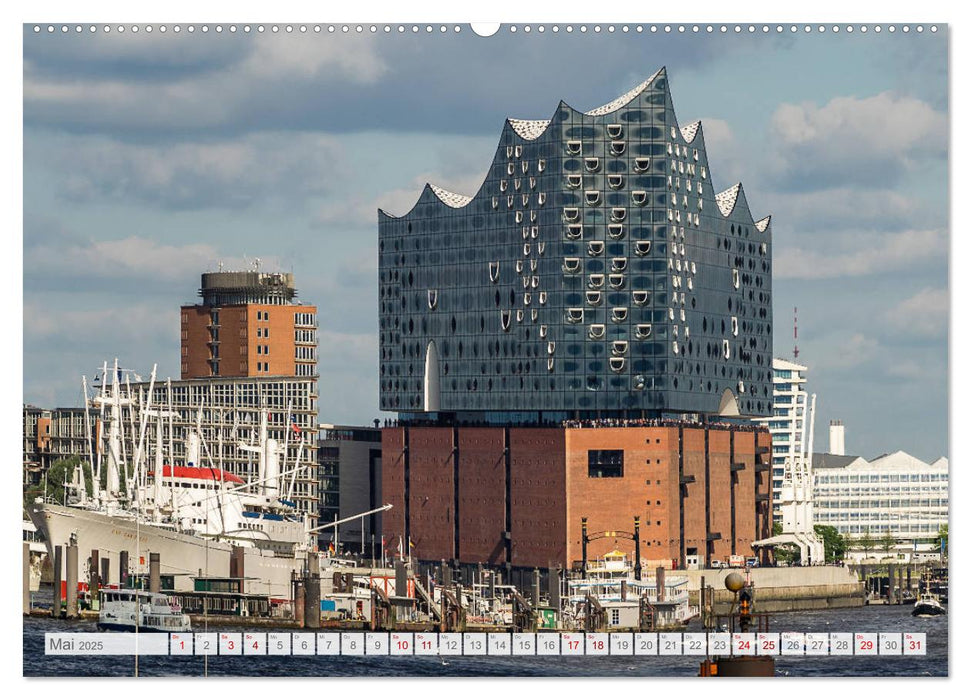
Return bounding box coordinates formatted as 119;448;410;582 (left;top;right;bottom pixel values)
101;558;110;592
907;566;912;594
620;579;628;602
293;579;306;627
656;567;666;602
898;567;905;602
395;560;408;598
488;571;496;602
52;545;63;617
119;550;129;588
532;568;541;607
149;553;161;593
304;575;321;629
550;568;561;611
23;542;30;614
89;549;100;611
230;546;245;581
65;545;78;618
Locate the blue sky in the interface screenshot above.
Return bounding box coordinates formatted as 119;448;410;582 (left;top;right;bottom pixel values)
22;24;948;461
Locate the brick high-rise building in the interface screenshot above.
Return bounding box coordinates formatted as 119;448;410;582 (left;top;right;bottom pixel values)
181;270;317;380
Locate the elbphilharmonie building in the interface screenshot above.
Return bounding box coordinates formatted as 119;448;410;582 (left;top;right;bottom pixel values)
378;68;773;420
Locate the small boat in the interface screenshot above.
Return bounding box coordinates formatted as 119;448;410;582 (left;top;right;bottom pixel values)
98;589;192;632
912;592;946;617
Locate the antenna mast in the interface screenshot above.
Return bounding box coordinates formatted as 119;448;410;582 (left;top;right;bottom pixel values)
793;306;799;359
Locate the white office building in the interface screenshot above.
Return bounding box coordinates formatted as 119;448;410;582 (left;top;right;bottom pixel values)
813;450;949;551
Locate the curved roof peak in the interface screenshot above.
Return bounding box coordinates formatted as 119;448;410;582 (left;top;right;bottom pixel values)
585;67;665;116
755;215;771;232
680;120;701;143
429;183;473;209
715;183;743;217
509;118;550;141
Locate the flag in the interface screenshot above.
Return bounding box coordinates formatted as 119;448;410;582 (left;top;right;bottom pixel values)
328;541;336;554
291;422;301;434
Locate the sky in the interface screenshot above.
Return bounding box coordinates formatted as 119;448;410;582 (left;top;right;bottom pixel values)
21;23;949;462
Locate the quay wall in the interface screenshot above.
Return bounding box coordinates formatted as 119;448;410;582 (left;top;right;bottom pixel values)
683;565;865;612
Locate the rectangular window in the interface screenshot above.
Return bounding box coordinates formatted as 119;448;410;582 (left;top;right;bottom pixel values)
588;449;624;478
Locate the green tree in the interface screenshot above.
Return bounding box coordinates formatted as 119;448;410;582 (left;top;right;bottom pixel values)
935;524;948;557
25;456;93;508
814;525;847;563
879;530;898;560
856;527;875;561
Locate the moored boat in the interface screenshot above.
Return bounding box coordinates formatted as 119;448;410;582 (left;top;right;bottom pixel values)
912;592;945;617
98;589;192;632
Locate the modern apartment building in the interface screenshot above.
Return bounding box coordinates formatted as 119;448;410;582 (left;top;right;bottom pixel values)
753;358;811;521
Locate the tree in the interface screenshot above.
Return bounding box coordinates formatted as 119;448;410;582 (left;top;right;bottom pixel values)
935;525;948;558
856;527;875;561
24;456;93;508
814;525;847;563
879;530;898;560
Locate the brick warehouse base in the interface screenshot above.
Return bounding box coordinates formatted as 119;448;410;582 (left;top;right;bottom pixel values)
381;424;773;572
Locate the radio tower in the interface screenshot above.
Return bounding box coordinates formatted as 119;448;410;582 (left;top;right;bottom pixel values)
793;306;799;359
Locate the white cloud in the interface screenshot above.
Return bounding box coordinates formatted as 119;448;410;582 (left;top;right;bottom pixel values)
768;92;946;187
242;34;387;83
813;332;880;372
316;170;488;226
774;228;946;280
42;133;343;210
884;287;949;336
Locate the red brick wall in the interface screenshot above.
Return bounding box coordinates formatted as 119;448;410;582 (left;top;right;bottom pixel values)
380;424;768;572
732;430;757;556
708;430;733;562
681;428;707;566
381;428;406;552
509;428;567;568
457;428;507;565
407;428;455;562
564;428;682;568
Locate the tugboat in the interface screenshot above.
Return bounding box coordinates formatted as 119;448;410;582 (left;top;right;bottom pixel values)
98;589;192;632
912;591;946;617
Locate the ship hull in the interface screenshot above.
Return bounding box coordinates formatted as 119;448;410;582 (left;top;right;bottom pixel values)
28;503;308;601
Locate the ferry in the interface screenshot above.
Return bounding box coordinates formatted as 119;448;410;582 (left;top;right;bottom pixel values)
98;589;192;632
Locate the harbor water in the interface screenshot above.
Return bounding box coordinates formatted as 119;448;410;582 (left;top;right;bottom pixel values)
23;604;947;677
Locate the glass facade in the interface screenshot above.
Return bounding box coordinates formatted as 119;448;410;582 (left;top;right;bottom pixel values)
378;68;773;418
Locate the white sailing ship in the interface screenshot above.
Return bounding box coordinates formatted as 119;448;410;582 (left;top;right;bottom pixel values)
28;360;322;602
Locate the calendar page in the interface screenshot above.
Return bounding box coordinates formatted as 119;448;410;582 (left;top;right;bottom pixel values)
18;5;949;685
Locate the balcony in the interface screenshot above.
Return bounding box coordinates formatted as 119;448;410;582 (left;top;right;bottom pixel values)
680;474;696;485
731;462;746;472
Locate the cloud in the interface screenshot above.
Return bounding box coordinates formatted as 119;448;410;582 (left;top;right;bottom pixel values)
35;132;343;210
767;188;929;234
23;218;284;295
316;170;489;227
883;287;949;337
767;92;947;189
774;228;946;280
813;332;880;372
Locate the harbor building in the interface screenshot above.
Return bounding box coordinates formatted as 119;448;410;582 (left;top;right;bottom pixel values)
753;358;811;521
317;423;383;553
181;269;317;380
377;68;775;575
813;450;949;556
22;405;96;486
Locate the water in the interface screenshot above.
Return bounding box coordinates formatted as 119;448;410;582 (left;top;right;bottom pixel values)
22;606;947;677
